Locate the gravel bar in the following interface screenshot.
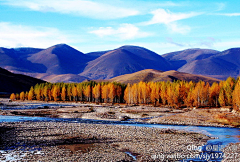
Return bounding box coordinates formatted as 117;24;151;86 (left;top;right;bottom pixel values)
0;121;211;161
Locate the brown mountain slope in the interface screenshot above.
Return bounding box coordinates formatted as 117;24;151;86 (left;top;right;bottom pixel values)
0;67;45;93
80;45;172;79
110;69;220;84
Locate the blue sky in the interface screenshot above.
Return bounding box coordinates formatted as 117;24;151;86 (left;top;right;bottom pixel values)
0;0;240;54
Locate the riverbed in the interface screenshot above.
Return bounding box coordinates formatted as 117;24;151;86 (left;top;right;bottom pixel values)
0;101;239;161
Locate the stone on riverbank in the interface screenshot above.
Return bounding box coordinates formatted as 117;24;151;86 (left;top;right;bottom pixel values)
0;121;210;161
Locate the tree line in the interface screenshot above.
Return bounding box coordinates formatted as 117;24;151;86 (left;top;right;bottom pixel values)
10;77;240;111
10;81;125;103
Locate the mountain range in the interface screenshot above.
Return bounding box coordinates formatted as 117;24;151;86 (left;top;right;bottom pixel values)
162;48;240;80
0;44;240;83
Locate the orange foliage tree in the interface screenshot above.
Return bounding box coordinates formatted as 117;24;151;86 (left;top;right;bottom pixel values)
12;77;240;112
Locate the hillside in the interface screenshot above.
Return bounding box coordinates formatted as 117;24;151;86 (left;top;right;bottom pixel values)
80;45;172;79
27;44;94;74
86;50;109;59
0;67;45;93
110;69;220;84
177;48;240;79
0;47;46;73
162;48;219;70
25;73;89;83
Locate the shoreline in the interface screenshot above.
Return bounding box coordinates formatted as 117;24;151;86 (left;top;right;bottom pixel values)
1;99;239;128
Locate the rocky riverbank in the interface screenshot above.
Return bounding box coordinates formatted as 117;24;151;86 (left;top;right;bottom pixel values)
222;143;240;161
1;99;239;127
148;108;240;128
0;121;211;161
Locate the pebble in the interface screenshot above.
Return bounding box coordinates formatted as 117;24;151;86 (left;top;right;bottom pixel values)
0;121;210;161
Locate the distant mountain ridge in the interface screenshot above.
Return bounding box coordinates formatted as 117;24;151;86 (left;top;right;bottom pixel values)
162;48;219;70
163;48;240;80
27;44;95;74
0;43;240;82
80;45;172;79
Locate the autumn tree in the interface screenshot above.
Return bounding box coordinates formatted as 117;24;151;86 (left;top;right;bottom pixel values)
150;82;160;106
10;93;16;100
209;82;220;107
42;84;52;101
77;84;84;101
20;91;25;101
166;83;179;108
15;93;20;100
177;81;188;108
101;84;109;103
218;88;226;107
67;85;72;101
223;77;235;106
61;86;67;101
192;81;209;108
108;83;116;103
84;85;92;102
139;82;150;104
124;83;131;104
232;78;240;111
34;84;42;101
25;91;28;100
131;83;138;104
160;82;168;105
52;85;60;101
116;85;122;103
93;84;101;103
28;86;34;100
72;85;78;101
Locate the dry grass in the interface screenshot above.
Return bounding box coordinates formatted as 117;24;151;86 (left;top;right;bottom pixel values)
148;108;240;127
214;113;240;127
110;69;220;84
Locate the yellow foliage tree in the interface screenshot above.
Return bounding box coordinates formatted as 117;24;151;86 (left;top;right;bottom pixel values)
124;83;131;104
108;83;116;103
10;93;16;100
52;85;60;101
84;85;91;102
28;87;34;101
61;86;66;101
72;86;78;101
20;91;25;101
232;79;240;111
93;84;101;102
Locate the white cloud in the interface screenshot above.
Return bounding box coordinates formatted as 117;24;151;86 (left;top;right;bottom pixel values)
145;9;201;25
213;40;240;51
213;2;226;11
0;22;69;48
2;0;139;19
142;9;201;34
167;22;191;34
214;13;240;16
89;24;152;40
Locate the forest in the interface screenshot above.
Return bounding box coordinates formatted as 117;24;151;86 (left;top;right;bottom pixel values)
10;77;240;111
